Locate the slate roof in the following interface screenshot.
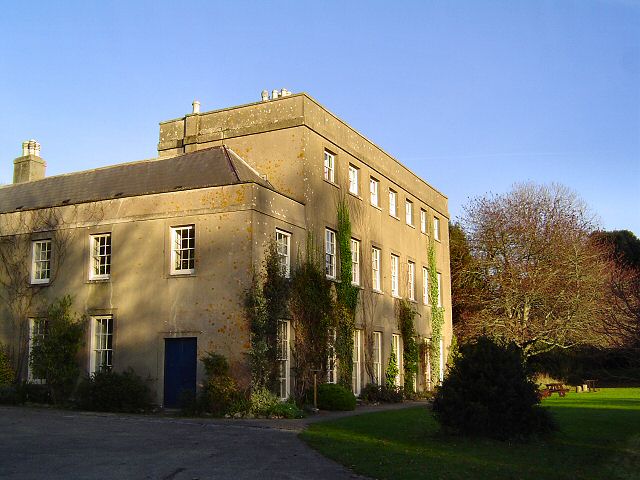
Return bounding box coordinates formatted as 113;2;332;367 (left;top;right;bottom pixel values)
0;146;274;214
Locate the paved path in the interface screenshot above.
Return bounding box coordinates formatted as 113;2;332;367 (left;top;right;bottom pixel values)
0;402;426;479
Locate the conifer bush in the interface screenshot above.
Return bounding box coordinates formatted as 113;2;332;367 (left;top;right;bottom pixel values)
317;383;356;411
432;336;556;440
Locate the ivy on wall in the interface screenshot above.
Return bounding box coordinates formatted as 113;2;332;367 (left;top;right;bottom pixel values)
245;240;289;391
335;199;359;390
428;233;445;386
396;298;419;392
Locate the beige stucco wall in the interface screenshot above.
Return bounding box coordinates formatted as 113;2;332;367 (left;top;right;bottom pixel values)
0;183;305;403
158;93;452;390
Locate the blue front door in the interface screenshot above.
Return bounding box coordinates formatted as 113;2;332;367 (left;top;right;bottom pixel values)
163;337;197;408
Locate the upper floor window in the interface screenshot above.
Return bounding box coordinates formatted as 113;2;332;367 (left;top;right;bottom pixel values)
405;200;413;226
372;247;381;291
348;164;359;195
325;228;336;279
327;328;337;384
389;189;397;217
324;150;335;183
351;238;360;285
171;225;195;275
437;272;443;307
370;178;379;206
372;331;382;385
31;239;51;284
90;315;113;374
423;267;429;305
434;216;441;241
275;229;291;278
90;233;111;280
391;254;399;297
408;261;415;301
420;209;427;233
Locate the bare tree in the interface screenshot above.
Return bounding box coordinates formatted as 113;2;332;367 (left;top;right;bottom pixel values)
458;183;611;358
0;203;104;381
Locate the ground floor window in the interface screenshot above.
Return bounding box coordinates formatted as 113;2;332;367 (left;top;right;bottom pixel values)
28;318;48;383
373;331;382;385
439;337;445;383
277;320;290;400
423;338;432;391
90;316;113;374
327;328;337;384
392;333;402;387
352;329;362;395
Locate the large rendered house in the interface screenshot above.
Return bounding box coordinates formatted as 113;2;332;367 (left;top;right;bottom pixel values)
0;91;452;407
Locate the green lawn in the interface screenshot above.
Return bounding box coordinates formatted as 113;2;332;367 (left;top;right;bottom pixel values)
300;388;640;480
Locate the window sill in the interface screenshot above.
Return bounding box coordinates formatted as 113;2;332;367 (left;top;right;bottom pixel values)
390;214;399;220
406;223;415;229
323;179;340;189
372;289;384;295
391;294;401;299
87;278;111;284
30;280;50;286
370;203;381;211
348;191;362;201
169;271;196;278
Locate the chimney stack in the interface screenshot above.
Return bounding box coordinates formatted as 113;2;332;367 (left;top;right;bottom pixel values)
192;100;200;114
13;140;46;183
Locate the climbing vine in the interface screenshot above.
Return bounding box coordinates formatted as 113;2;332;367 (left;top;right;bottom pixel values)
335;199;359;390
245;240;289;392
396;298;419;393
289;236;334;402
428;233;445;386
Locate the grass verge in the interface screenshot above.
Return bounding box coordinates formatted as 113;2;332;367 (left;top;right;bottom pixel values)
300;388;640;480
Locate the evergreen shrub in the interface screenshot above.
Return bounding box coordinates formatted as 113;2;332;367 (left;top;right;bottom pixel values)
317;383;356;411
200;352;241;416
360;383;404;403
76;368;154;413
432;337;556;440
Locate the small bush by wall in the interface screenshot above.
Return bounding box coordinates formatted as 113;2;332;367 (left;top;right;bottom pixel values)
75;369;154;413
359;383;404;403
432;337;556;440
0;345;14;386
200;352;241;416
317;383;356;411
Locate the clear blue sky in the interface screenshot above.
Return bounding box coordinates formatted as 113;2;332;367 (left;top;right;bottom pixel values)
1;0;638;234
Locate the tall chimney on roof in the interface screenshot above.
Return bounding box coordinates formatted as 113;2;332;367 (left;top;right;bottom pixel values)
13;140;46;183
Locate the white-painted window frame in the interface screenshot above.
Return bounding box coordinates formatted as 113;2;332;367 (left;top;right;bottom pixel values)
277;320;290;400
325;228;336;279
327;328;337;384
89;233;111;281
324;150;335;183
90;315;113;374
170;225;195;275
275;229;291;278
348;164;359;195
437;272;442;307
352;329;362;395
391;254;399;297
28;318;48;383
420;209;427;233
423;267;429;305
405;199;413;226
392;333;402;387
434;216;440;241
408;261;415;301
31;239;51;284
370;177;379;206
351;238;360;285
373;331;382;385
372;247;381;292
389;189;397;217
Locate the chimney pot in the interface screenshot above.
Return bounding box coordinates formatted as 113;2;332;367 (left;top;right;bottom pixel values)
272;89;279;100
192;100;200;114
261;90;269;101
